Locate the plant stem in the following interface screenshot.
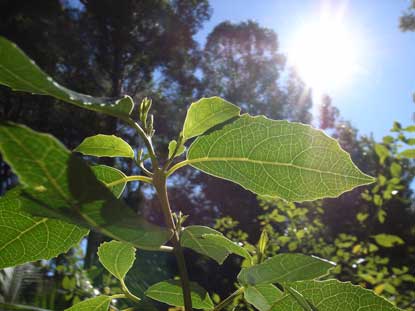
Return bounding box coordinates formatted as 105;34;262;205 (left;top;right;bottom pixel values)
213;287;244;311
120;279;141;303
153;171;193;311
124;117;159;169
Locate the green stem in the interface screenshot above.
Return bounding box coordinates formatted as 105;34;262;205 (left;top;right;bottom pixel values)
166;160;190;177
213;287;244;311
105;175;152;188
110;294;128;299
120;279;141;303
153;171;193;311
124;117;159;169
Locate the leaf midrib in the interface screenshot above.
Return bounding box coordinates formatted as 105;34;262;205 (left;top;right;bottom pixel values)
2;127;71;202
0;217;48;252
187;157;372;181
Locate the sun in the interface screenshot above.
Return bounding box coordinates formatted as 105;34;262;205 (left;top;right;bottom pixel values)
287;15;359;96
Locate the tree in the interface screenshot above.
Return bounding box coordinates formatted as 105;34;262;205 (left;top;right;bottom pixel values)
400;1;415;32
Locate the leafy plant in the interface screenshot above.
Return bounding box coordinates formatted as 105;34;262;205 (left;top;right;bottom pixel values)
0;36;402;310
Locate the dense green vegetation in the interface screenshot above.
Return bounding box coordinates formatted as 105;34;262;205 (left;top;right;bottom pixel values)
0;1;414;310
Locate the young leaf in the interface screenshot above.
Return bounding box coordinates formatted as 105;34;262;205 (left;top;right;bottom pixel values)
145;279;214;310
372;234;404;248
182;97;240;140
270;280;400;311
91;165;127;198
244;284;283;311
0;36;134;118
0;188;88;269
98;240;136;281
238;254;334;285
181;226;250;264
0;122;172;250
65;296;112;311
168;140;186;159
75;134;134;158
187;115;375;202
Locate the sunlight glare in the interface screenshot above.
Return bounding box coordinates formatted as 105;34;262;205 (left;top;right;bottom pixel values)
288;15;359;96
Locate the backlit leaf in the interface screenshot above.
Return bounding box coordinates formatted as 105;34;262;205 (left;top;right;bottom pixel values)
375;144;389;164
399;149;415;158
0;36;133;118
145;279;214;310
98;240;136;281
372;234;404;248
270;280;400;310
0;122;172;250
0;188;87;269
182;97;240;140
238;254;334;285
91;165;126;198
187;115;374;202
75;135;134;158
168;140;186;159
244;284;283;311
65;296;111;311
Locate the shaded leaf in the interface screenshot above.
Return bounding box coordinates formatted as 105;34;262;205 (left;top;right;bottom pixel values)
145;279;214;310
238;254;334;285
187;115;374;202
65;296;111;311
75;135;134;158
244;284;283;311
372;234;404;248
98;240;136;281
0;36;133;118
270;280;400;310
183;97;240;140
0;303;52;311
0;122;172;250
181;226;248;264
0;188;87;269
202;234;252;263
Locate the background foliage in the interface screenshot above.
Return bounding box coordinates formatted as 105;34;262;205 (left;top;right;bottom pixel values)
0;0;414;310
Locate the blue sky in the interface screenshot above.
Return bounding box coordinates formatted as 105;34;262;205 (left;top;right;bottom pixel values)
195;0;415;140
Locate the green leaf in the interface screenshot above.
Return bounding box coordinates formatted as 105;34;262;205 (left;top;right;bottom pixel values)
202;234;252;263
390;162;402;177
145;279;214;310
168;140;186;159
404;125;415;132
0;188;87;269
0;36;134;118
182;97;240;140
372;234;404;248
65;296;111;311
75;134;134;158
0;303;52;311
91;165;126;198
0;122;172;250
375;144;390;164
399;149;415;158
98;240;136;281
244;284;283;311
270;280;400;311
238;254;334;286
181;226;250;264
187;115;374;202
